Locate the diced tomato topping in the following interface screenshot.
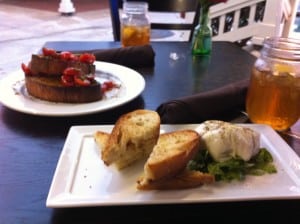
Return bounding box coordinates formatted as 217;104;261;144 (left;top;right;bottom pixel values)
61;75;74;86
60;51;78;61
74;76;91;86
61;67;94;87
21;63;31;76
79;53;96;64
101;81;118;92
63;67;82;76
42;47;57;57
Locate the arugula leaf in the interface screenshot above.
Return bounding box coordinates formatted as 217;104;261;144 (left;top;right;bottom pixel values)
187;148;277;182
207;158;247;181
246;148;277;175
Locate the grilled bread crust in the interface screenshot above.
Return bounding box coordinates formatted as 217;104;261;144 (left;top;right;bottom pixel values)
137;170;215;190
25;75;102;103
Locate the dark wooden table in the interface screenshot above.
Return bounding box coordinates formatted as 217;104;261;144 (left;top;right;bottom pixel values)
0;41;299;223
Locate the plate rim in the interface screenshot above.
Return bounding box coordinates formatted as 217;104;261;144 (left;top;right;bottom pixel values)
0;61;145;116
46;123;300;208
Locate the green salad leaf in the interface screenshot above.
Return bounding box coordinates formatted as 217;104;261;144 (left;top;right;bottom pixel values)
187;148;277;182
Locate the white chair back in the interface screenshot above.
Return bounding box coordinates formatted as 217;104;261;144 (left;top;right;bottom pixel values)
209;0;299;45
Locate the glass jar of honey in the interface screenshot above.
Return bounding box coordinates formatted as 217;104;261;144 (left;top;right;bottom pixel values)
121;1;150;47
246;37;300;131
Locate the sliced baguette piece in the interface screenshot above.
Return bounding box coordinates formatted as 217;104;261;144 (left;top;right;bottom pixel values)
94;131;110;150
137;129;201;188
137;170;215;190
100;109;161;170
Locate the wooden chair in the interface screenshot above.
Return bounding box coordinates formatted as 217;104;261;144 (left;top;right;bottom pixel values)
108;0;200;42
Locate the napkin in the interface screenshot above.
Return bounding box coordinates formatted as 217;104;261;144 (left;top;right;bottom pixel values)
156;79;249;124
75;44;155;68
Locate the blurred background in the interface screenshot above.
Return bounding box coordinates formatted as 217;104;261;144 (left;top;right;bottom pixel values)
1;0;300;76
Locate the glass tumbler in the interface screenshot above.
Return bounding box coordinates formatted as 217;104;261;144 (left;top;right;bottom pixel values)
246;37;300;131
121;1;150;47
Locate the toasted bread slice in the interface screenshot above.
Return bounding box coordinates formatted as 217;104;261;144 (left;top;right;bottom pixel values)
100;109;160;169
137;129;201;188
137;170;214;190
29;54;95;76
25;75;102;103
94;131;110;150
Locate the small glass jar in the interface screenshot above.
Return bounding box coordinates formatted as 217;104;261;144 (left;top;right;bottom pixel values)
120;1;150;47
246;37;300;131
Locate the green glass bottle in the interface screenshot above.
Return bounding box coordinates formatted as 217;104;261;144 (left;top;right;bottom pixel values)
191;3;212;55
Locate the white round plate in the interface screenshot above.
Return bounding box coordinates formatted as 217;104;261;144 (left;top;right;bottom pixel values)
0;61;145;116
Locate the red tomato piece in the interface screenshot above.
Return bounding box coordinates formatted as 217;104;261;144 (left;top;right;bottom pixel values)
101;81;117;92
21;63;31;76
61;68;93;86
79;53;96;64
60;51;78;61
42;47;57;57
61;75;74;86
74;76;91;86
63;67;82;76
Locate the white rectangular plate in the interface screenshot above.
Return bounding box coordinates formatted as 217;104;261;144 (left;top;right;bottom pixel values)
46;124;300;208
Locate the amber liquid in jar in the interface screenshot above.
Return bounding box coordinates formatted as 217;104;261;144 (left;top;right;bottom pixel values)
246;65;300;131
121;1;150;47
121;25;150;47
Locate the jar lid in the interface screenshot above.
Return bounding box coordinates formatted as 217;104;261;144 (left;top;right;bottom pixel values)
123;1;148;14
262;37;300;60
